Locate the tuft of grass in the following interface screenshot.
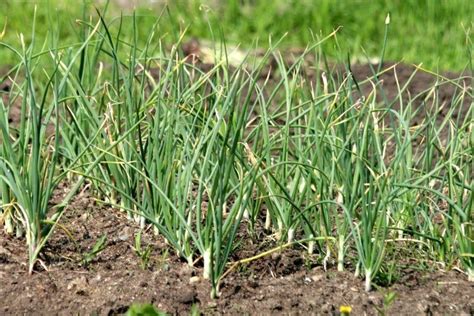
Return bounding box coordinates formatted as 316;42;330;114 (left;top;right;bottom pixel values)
0;0;473;70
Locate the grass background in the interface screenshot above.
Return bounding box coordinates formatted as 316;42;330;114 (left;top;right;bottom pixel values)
0;0;473;69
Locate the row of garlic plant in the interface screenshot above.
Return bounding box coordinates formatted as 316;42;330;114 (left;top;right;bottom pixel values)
0;12;110;273
0;10;472;296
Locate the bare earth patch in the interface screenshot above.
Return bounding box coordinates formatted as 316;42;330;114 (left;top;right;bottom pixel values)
1;187;473;315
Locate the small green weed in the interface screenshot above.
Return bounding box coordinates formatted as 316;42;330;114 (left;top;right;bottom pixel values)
126;303;167;316
374;291;397;315
81;235;107;267
133;230;153;270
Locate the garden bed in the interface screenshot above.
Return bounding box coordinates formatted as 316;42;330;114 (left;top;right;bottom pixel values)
1;186;473;315
1;59;472;314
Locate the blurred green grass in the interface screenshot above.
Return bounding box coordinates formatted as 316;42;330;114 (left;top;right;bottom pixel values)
0;0;473;71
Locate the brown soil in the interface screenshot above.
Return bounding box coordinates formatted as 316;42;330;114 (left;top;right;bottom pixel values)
348;62;472;134
1;61;473;315
1;187;473;315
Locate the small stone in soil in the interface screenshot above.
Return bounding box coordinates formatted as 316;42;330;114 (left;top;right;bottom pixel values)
311;274;323;282
176;288;197;304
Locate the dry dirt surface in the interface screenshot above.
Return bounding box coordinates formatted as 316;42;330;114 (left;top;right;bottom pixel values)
0;61;473;315
0;187;473;315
